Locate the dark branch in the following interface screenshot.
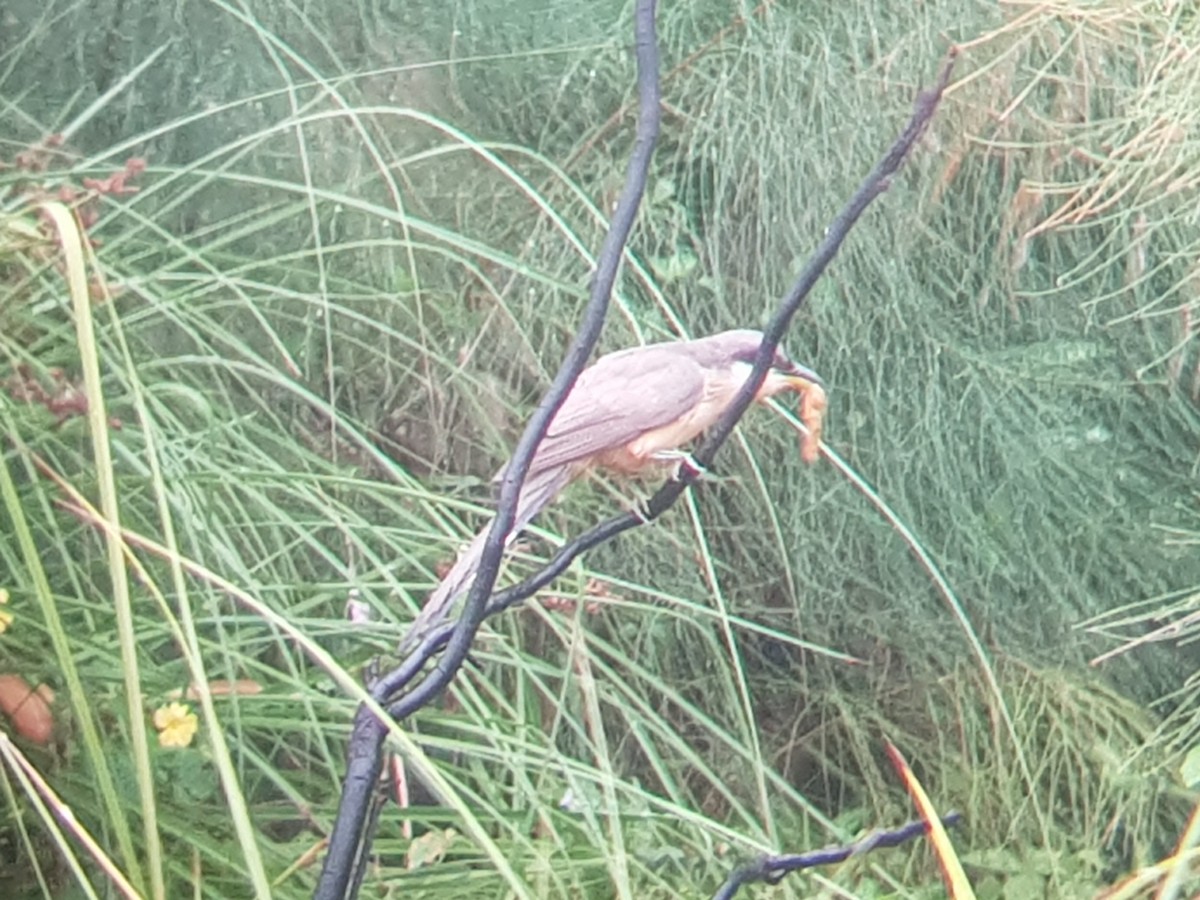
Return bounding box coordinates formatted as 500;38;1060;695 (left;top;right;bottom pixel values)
713;812;964;900
398;0;662;710
376;50;959;700
318;33;957;899
313;3;661;896
645;50;957;518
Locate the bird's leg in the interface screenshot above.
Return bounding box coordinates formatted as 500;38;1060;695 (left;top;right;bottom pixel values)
630;455;703;523
649;449;707;482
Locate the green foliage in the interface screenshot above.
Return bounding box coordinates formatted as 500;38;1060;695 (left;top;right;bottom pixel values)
3;0;1200;897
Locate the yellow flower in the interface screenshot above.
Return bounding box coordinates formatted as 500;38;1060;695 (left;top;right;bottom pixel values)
153;702;198;748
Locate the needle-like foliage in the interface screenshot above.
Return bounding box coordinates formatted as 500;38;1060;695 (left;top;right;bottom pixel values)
2;1;1200;897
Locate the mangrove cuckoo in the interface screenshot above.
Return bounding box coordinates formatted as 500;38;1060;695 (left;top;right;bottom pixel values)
402;328;825;648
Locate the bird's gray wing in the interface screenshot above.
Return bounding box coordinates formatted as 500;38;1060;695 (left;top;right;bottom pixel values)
521;346;707;473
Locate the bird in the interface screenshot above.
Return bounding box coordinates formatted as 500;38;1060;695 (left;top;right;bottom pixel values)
401;328;824;649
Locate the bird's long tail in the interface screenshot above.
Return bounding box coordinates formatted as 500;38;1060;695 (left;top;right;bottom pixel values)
400;465;575;650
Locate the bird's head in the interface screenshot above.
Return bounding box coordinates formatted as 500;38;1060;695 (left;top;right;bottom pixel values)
709;328;824;396
711;329;827;463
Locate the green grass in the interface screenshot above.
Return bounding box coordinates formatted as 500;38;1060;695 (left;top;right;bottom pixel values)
3;0;1200;897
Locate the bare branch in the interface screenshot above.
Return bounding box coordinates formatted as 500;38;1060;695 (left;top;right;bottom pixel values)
314;2;662;896
713;812;964;899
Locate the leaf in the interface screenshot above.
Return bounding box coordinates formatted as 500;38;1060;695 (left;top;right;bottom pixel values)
1002;869;1046;898
407;828;457;870
651;177;676;204
648;248;698;284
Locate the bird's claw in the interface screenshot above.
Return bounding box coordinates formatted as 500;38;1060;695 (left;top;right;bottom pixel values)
632;500;654;524
650;450;706;482
676;454;706;482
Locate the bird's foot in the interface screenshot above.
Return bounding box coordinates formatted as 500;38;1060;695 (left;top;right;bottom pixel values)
651;450;707;482
631;499;655;524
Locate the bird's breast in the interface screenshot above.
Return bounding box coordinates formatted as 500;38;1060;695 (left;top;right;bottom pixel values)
595;369;748;472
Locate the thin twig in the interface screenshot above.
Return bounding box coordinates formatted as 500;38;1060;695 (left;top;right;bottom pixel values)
712;812;964;900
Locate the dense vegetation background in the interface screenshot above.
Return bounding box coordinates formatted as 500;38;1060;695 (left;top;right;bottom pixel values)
4;0;1200;896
